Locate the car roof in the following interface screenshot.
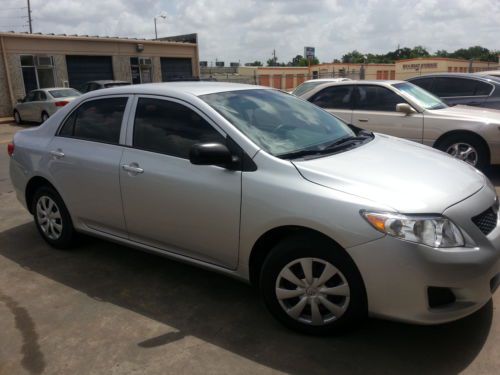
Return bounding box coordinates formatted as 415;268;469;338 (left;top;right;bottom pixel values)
83;81;271;97
308;80;406;86
407;73;500;84
87;80;130;85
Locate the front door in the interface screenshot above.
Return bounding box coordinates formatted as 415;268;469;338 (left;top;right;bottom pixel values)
352;85;424;142
47;96;130;237
119;96;241;268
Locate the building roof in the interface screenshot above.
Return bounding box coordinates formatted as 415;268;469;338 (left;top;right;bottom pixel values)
0;31;197;45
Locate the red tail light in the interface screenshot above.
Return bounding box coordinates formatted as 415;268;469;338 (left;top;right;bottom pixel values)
7;142;14;157
55;101;69;107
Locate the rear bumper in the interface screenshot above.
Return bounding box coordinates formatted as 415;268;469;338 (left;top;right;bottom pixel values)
347;186;500;325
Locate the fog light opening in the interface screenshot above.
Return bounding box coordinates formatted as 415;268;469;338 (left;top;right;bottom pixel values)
428;287;456;308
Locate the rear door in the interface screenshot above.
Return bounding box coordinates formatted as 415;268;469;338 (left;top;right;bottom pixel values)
119;96;241;268
308;85;354;124
352;85;424;142
17;91;36;121
47;96;131;237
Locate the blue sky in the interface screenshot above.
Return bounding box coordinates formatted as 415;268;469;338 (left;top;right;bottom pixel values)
1;0;499;64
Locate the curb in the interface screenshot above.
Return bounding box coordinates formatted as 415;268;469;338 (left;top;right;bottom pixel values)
0;118;15;124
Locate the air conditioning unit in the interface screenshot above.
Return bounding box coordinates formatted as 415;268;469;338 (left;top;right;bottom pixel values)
139;57;152;66
35;56;53;67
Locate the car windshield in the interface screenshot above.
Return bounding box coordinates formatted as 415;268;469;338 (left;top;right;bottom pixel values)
201;89;355;157
392;82;447;110
292;81;329;96
104;82;130;88
48;89;81;98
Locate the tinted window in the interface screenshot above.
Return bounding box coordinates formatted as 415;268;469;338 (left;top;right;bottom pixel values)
34;91;46;101
24;91;36;102
310;86;354;109
133;98;225;159
475;81;493;96
49;89;81;98
409;77;434;91
432;78;477;97
355;86;404;111
59;97;127;144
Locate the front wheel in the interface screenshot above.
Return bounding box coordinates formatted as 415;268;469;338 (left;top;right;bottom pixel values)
33;186;76;249
14;110;22;124
260;235;367;335
436;134;488;169
41;112;49;123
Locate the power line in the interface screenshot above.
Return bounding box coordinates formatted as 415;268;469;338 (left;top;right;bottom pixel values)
0;7;27;11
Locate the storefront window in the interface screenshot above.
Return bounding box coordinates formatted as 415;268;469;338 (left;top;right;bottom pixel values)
20;55;55;94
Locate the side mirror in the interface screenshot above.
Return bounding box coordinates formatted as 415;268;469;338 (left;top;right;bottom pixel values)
396;103;415;115
189;142;237;168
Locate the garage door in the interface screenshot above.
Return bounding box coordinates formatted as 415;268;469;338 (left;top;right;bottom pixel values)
66;55;114;90
160;58;193;81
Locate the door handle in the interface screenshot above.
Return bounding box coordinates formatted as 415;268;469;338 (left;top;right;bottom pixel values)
50;150;65;158
122;164;144;174
357;119;369;122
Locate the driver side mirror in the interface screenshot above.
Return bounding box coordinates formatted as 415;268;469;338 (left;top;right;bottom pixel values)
189;142;238;169
396;103;415;115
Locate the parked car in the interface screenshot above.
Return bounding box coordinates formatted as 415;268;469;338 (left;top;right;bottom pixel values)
9;82;500;335
80;80;131;93
476;70;500;79
13;88;81;124
300;80;500;168
291;78;351;96
407;73;500;110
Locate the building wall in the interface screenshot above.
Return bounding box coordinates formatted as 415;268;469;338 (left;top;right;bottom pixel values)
0;32;199;116
395;58;494;80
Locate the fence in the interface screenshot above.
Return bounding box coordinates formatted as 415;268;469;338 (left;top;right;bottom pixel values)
200;66;500;91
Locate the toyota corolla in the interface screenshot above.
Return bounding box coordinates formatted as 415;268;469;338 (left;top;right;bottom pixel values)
9;82;500;334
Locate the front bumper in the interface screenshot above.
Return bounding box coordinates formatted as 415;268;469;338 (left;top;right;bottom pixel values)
347;185;500;324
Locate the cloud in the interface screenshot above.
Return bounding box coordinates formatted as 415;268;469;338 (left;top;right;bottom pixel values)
0;0;498;64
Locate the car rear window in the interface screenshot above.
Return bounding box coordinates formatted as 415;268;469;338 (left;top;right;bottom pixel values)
49;89;81;98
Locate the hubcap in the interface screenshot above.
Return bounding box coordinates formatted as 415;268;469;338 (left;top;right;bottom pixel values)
275;257;350;326
446;143;478;166
36;196;63;240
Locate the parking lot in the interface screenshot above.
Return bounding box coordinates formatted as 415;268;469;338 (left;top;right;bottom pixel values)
1;122;499;375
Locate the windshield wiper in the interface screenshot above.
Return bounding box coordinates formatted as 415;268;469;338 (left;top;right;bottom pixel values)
278;132;373;160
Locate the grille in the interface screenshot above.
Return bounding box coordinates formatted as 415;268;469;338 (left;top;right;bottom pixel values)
472;207;498;235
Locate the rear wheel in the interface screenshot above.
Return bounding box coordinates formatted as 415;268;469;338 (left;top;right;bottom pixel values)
436;134;488;169
32;186;75;249
260;235;367;335
41;112;49;123
13;110;22;124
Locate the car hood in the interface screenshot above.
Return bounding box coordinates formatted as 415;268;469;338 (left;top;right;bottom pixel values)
293;134;485;213
428;105;500;123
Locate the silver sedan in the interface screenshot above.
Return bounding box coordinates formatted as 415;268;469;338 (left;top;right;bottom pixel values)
14;88;81;124
9;82;500;335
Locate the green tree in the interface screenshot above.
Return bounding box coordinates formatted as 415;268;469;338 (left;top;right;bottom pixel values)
341;50;365;63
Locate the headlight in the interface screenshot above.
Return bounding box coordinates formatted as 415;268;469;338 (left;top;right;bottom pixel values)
361;211;464;248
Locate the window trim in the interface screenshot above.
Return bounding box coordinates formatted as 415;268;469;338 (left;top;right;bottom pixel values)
20;54;56;93
353;84;411;112
56;95;133;146
126;94;227;159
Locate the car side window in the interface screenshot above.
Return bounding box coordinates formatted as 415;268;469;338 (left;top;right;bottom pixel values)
310;86;354;109
24;91;36;102
432;78;477;97
354;86;404;111
410;77;434;91
475;81;493;96
133;97;225;159
34;91;47;101
58;97;127;144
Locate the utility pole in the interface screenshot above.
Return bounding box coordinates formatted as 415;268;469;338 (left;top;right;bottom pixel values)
272;49;276;65
27;0;32;33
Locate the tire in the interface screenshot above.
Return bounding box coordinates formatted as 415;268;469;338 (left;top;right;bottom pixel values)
13;110;22;124
41;112;49;123
32;185;76;249
436;134;488;170
260;235;367;335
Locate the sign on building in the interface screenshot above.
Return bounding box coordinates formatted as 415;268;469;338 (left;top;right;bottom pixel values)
304;47;315;59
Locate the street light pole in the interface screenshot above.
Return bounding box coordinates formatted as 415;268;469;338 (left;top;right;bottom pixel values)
154;14;166;40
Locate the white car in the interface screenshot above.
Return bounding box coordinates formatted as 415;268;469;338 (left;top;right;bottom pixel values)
300;80;500;169
291;78;351;96
477;70;500;78
14;88;81;124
